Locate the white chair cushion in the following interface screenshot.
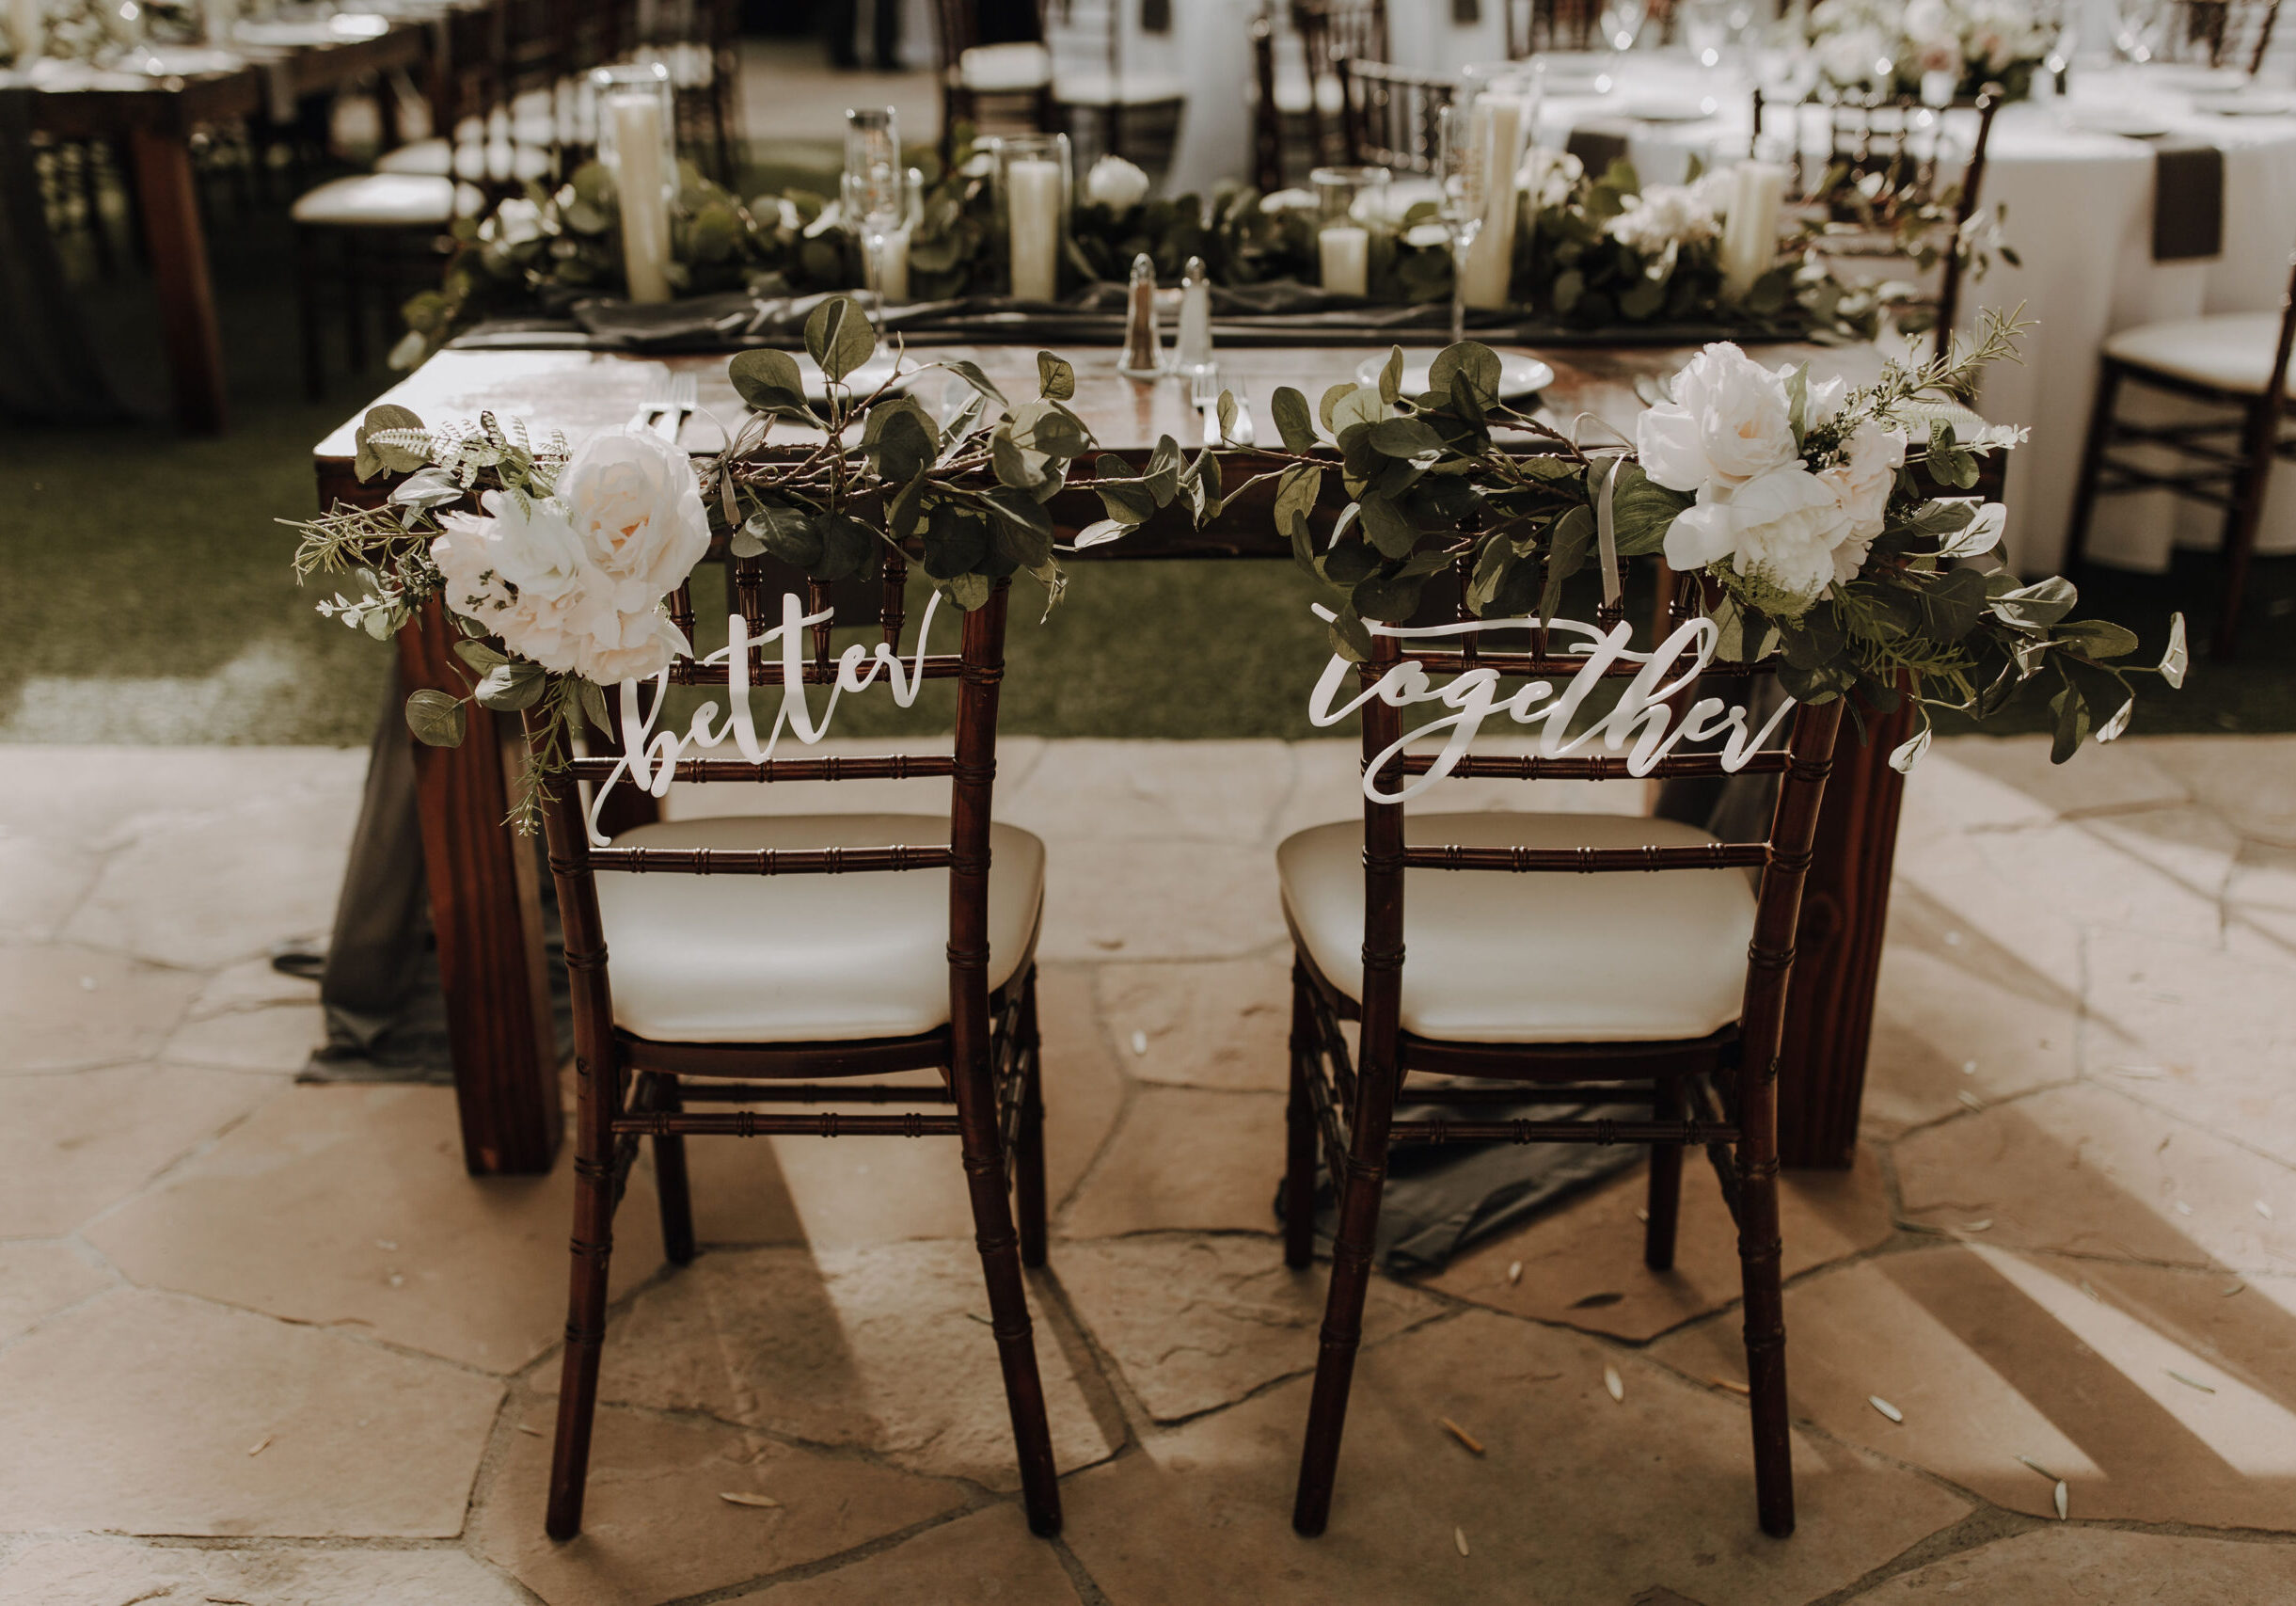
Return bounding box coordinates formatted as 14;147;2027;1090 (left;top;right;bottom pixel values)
2104;312;2295;396
958;41;1054;91
597;815;1046;1044
291;172;457;227
1054;70;1188;107
1277;812;1758;1044
373;136;452;175
375;139;552;183
1270;64;1347;115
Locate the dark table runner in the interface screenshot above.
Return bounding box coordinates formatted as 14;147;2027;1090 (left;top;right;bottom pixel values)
2152;137;2225;262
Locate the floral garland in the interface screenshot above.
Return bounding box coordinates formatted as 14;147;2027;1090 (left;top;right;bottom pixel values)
398;135;1991;364
305;295;2174;830
1807;0;2051;102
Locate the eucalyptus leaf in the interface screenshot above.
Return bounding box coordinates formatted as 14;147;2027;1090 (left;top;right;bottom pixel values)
1271;385;1318;451
942;572;994;611
356;405;427;480
804;294;877;382
578;678;613;736
1356;490;1418;559
1037;351;1076;400
404;688;467;747
475;661;546;711
453;639;509;672
1328;609;1374;662
743;503;822;567
728;348;805;411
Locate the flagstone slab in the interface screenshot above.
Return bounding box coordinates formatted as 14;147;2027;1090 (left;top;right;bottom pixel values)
1058;1088;1287;1238
1096;955;1293;1093
580;1241;1116;1491
2142;734;2296;848
1426;1149;1893;1344
0;1539;531;1605
2081;926;2296;1169
1652;1246;2296;1531
2079;805;2242;908
0;944;201;1073
0;1288;499;1536
0;1239;111;1343
473;1405;967;1606
87;1085;664;1373
1061;1310;1969;1606
1849;1527;2296;1604
1892;1084;2296;1274
162;999;328;1073
62;788;356;970
722;967;1125;1251
1928;735;2190;823
1055;1232;1443;1422
997;739;1292;844
727;1503;1082;1604
0;831;97;941
0;746;368;846
1861;928;2089;1139
0;1063;268;1236
1038;839;1286;962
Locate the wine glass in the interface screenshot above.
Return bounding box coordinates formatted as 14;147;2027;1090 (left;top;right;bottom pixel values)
1681;0;1734;69
1597;0;1649;55
843;106;905;326
1435;102;1487;346
2113;0;2168;64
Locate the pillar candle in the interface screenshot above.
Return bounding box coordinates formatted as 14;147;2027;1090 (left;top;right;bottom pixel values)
1319;224;1370;296
878;224;911;305
1718;160;1787;299
1460;92;1530;310
7;0;40;59
607;90;672;305
199;0;236;46
1006;156;1062;302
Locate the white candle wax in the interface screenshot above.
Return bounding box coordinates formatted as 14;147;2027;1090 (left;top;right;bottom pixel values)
1719;160;1787;299
1006;156;1062;302
199;0;236;46
879;224;911;305
1462;93;1530;310
7;0;40;58
1319;224;1370;296
608;90;673;305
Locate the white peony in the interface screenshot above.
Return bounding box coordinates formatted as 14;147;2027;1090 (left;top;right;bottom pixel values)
557;429;713;614
1516;147;1584;211
1605;183;1721;255
1815;420;1908;580
1665;466;1854;615
571;601;693;685
488;197;546;247
1637;342;1801;499
1085;153;1150;211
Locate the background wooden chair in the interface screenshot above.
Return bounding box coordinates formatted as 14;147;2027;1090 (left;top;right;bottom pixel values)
1276;572;1843;1539
1333;57;1455;174
929;0;1060;160
1504;0;1607;56
1250;0;1387;190
533;565;1061;1541
1753;86;2002;355
2065;252;2296;659
2172;0;2283;71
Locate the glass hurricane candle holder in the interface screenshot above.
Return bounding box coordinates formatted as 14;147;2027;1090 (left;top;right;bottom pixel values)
991;131;1070;304
1310;165;1388;297
593;60;676;304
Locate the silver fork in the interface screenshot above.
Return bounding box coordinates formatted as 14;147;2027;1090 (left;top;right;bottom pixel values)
629;370;698;442
1188;363;1221;448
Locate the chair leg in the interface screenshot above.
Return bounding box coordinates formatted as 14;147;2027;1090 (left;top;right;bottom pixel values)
650;1073;696;1266
1644;1073;1684;1272
2064;361;2124;573
1014;968;1049;1269
1291;1052;1400;1536
1283;958;1320;1270
341;231;370;375
1734;1066;1796;1538
954;1032;1063;1534
2211;393;2281;660
546;1054;621;1541
295;225;325;402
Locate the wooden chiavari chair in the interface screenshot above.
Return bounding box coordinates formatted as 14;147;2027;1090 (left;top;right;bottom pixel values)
1753;86;2002;354
1251;0;1388;188
2176;0;2283;70
1333;57;1455;173
929;0;1060;162
2066;252;2296;659
532;567;1061;1541
1276;567;1843;1539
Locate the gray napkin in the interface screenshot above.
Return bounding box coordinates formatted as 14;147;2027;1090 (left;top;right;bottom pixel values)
1567;125;1635;180
2152;137;2225;261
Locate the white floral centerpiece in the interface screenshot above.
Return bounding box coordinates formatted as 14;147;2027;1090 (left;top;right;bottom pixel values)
1808;0;2051;101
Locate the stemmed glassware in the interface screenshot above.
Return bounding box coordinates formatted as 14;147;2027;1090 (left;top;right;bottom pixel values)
2113;0;2168;64
1435;102;1486;346
1597;0;1649;56
842;106;906;328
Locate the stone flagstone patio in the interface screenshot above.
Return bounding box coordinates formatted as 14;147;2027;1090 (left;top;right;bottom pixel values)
2;735;2294;1603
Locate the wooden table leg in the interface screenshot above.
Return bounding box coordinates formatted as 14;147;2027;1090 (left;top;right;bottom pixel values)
125;126;230;435
1776;696;1916;1169
397;609;562;1175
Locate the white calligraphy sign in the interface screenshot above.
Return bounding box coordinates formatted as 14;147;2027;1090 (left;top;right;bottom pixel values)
1306;607;1796;803
589;590;949;845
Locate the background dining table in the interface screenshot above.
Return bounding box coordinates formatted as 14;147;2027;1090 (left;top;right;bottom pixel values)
312;335;1968;1179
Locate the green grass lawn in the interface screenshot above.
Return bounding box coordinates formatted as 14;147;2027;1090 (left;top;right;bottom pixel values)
5;151;2288;749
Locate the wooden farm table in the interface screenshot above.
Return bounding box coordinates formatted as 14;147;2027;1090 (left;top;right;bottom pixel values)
20;15;432;433
315;339;1923;1174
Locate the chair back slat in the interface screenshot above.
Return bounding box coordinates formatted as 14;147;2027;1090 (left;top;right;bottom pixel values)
1507;0;1605;56
588;844;957;876
566;755;958;785
1335;57;1454;173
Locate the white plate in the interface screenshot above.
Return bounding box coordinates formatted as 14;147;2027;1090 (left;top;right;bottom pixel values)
1354;351;1555;401
1618;93;1721;122
2066;106;2174;137
2141;63;2250;91
2192;87;2296;116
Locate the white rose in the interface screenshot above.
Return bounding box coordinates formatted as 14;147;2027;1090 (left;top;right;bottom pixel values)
1606;183;1720;255
1085;154;1150;211
1260;187;1316;214
1516;147;1584;211
571;602;691;685
1666;466;1854;615
490;197;545;247
1637;342;1800;499
430;495;595;672
557;429;712;614
1815;420;1908;581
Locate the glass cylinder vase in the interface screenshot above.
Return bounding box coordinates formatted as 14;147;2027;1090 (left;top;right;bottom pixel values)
1310;165;1388;297
991;132;1070;304
593;61;677;305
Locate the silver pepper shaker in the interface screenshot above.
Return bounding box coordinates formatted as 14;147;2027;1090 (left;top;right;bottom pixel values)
1118;253;1165;380
1176;254;1213;380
